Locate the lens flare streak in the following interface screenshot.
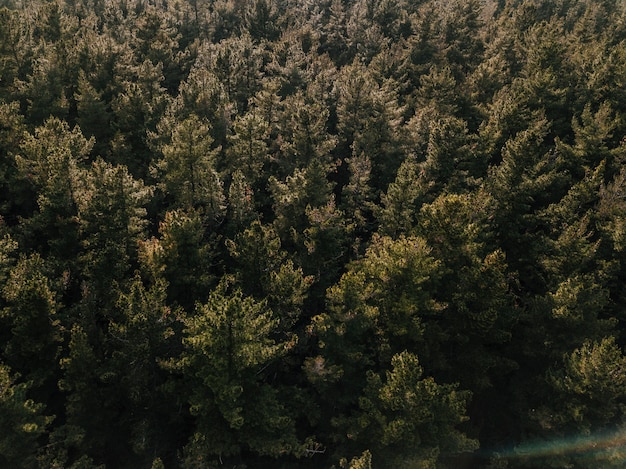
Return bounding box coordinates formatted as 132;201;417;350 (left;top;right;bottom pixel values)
494;428;626;463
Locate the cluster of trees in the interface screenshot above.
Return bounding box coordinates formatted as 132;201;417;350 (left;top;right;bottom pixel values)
2;0;626;467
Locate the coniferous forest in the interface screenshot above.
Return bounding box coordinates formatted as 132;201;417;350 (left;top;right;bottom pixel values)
3;0;626;467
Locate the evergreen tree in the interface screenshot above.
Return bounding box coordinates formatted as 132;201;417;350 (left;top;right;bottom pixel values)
0;362;50;468
74;71;112;158
334;63;404;189
307;235;449;461
225;169;257;236
225;109;270;186
2;1;626;466
55;324;113;467
111;58;169;177
377;154;430;237
226;220;312;334
171;65;230;146
0;101;28;219
340;151;377;245
141;209;218;313
75;158;153;309
0;7;29;102
203;33;265;113
14;118;91;268
0;253;61;395
153;113;225;222
105;275;182;466
176;277;303;466
350;351;477;467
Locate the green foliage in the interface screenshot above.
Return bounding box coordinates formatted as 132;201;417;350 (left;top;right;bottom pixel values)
340;152;376;238
106;275;181;464
141;208;217;312
74;71;112;156
226;220;312;332
340;450;372;469
225;110;269;185
552;337;626;427
334;62;404;188
1;254;60;387
76;158;153;306
416;193;516;390
153;113;225;218
0;101;27;216
0;8;26;100
0;362;50;468
358;351;478;466
317;234;443;365
278;92;337;173
15;118;92;264
225;169;257;234
177;277;303;464
111;58;169;177
377;154;429;237
56;324;104;462
2;0;626;467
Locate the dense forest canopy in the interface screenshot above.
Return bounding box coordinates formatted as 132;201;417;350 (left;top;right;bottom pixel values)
2;0;626;467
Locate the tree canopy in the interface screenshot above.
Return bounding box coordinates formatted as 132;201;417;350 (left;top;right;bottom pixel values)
2;0;626;467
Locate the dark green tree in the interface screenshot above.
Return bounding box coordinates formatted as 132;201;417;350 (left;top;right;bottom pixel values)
340;152;377;245
104;275;182;466
0;101;28;219
224;109;270;186
334;63;404;189
376;154;430;238
226;220;312;334
140;208;217;313
176;277;304;466
348;351;477;467
153;113;225;222
306;234;451;463
0;253;61;397
0;362;50;468
74;71;112;158
111;58;169;177
75;158;153;309
54;324;112;467
15;118;91;269
0;7;29;102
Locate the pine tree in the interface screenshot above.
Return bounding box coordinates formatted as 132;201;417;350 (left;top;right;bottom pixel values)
153;113;225;222
176;277;302;465
55;323;115;467
0;254;61;394
105;275;182;466
0;7;28;102
0;362;50;468
203;33;265;113
172;65;230;146
141;208;218;312
377;154;430;237
340;152;377;244
350;351;477;467
225;109;270;186
306;234;447;462
277;91;337;177
226;220;312;334
0;101;28;219
15;118;91;268
225;169;257;235
74;71;112;158
334;63;404;189
75;158;153;309
111;58;169;177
